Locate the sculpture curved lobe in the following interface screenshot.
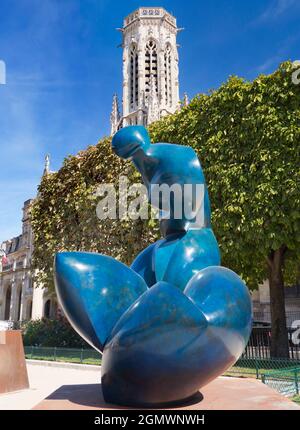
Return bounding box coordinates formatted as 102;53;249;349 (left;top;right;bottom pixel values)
54;252;148;352
54;125;252;407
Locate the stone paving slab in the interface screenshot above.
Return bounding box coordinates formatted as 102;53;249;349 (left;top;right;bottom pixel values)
1;361;299;410
34;376;300;410
0;362;101;410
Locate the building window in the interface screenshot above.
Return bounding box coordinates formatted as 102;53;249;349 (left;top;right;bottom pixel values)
44;299;51;319
17;287;22;321
44;299;58;319
164;44;172;106
52;301;58;319
145;40;158;98
4;286;11;320
129;44;138;108
26;299;32;320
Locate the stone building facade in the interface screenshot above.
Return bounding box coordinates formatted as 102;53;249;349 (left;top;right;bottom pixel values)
0;186;57;323
252;281;300;327
110;7;183;135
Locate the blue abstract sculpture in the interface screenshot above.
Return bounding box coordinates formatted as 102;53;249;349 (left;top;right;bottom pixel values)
54;125;252;407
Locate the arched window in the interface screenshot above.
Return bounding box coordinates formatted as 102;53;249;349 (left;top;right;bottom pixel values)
17;287;22;321
44;299;51;319
26;299;33;320
51;301;58;319
145;40;158;98
164;44;172;106
4;286;11;320
129;44;139;108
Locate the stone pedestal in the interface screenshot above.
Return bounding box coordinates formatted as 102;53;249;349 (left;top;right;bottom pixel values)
0;330;29;394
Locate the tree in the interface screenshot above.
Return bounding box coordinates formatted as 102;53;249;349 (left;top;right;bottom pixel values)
31;62;300;357
150;61;300;357
30;138;159;293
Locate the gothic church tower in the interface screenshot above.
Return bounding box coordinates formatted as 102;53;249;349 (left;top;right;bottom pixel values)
110;7;181;134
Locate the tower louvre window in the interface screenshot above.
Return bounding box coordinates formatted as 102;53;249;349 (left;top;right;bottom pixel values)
164;44;172;106
145;40;158;97
129;44;138;108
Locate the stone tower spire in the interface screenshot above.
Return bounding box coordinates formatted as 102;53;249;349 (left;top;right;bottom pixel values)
117;7;181;128
110;94;121;136
43;154;50;176
183;92;189;107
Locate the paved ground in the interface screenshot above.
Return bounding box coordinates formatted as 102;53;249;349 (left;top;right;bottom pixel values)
34;375;300;410
0;360;299;410
0;361;101;410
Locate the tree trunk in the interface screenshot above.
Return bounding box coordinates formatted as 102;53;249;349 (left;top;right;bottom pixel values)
267;246;289;358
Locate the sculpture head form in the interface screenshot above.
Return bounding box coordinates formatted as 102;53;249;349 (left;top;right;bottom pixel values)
112;126;151;159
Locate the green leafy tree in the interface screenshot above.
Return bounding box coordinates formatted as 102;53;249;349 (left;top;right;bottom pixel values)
150;61;300;357
30;138;159;293
31;62;300;357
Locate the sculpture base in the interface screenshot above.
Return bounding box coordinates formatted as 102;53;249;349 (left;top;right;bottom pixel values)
33;376;300;410
102;391;202;409
0;330;29;394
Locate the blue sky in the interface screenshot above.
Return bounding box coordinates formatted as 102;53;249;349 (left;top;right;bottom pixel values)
0;0;300;243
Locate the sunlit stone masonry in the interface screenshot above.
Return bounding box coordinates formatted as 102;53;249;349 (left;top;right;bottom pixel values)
110;7;184;135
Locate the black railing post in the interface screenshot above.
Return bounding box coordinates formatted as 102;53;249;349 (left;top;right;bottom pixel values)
247;326;300;360
255;357;259;379
295;370;299;395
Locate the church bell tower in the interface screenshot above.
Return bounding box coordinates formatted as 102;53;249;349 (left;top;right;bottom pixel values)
110;7;181;134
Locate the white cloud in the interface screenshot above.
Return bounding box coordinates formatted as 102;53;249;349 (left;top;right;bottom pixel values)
256;55;282;73
255;0;299;24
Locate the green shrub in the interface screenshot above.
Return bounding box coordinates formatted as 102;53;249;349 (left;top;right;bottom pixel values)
22;317;90;348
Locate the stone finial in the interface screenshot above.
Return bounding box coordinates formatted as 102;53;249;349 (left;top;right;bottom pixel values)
183;92;189;107
43;154;50;176
110;94;121;136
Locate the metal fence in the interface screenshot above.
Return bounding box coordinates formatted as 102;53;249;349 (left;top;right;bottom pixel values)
24;346;101;365
261;367;300;397
225;356;300;378
25;346;299;378
24;327;300;365
243;327;300;360
24;346;300;403
225;357;300;402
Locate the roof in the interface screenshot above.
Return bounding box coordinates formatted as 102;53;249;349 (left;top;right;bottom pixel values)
4;235;22;255
123;7;177;29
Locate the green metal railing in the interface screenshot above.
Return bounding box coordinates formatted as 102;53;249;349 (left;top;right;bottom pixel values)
225;357;300;402
225;357;300;379
24;346;101;365
261;367;300;397
24;347;300;403
25;347;299;378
